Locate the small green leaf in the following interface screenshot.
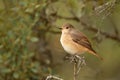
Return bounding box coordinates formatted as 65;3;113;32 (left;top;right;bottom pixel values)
30;37;39;42
13;72;19;79
31;68;38;73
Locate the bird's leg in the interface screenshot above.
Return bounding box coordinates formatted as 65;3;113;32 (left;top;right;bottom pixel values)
63;54;85;64
64;54;86;66
63;54;78;63
71;54;79;63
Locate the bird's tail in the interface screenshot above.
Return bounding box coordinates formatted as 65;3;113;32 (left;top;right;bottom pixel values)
89;50;103;60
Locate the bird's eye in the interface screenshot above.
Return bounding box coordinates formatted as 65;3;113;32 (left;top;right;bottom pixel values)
66;27;69;29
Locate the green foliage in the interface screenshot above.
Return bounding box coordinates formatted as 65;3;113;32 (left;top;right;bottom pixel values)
0;0;51;80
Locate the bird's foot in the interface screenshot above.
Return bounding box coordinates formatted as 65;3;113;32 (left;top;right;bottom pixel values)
64;54;86;75
68;55;86;74
64;54;86;65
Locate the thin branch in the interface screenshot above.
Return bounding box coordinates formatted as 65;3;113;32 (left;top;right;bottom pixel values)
74;63;77;80
65;55;86;80
79;20;120;42
55;15;120;42
46;75;63;80
49;30;61;34
94;0;116;15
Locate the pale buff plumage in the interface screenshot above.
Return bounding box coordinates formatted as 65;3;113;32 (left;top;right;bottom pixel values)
60;23;103;60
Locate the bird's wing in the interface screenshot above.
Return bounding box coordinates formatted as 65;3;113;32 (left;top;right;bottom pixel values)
70;30;96;53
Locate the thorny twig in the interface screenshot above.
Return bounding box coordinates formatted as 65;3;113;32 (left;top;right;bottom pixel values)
49;0;120;42
94;0;116;16
46;75;63;80
65;55;86;80
73;55;86;80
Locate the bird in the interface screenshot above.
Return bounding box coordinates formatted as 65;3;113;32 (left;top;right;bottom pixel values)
59;23;103;60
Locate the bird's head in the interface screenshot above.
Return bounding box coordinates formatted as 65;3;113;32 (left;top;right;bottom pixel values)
60;23;74;33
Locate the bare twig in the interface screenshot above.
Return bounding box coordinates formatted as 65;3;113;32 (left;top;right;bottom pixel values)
55;15;120;42
74;62;77;80
49;30;61;34
46;75;63;80
65;55;86;80
94;0;116;16
76;56;86;74
78;19;120;42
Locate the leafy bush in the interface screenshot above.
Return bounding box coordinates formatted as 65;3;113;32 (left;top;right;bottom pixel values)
0;0;51;80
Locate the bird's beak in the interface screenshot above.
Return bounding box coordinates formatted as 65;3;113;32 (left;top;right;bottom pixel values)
56;27;62;30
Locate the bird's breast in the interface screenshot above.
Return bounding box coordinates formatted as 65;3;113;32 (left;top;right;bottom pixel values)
60;33;86;55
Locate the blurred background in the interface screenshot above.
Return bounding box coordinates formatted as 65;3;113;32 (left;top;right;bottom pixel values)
0;0;120;80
